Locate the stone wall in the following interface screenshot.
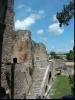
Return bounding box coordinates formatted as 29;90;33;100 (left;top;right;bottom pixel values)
1;0;15;91
1;0;51;99
12;30;32;64
32;41;48;68
14;63;32;99
12;32;49;99
10;30;34;99
2;0;15;64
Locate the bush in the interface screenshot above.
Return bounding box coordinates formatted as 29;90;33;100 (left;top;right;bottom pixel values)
5;72;11;89
66;50;74;61
29;67;33;76
69;75;74;96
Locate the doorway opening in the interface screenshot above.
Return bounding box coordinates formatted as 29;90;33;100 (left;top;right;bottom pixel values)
13;58;17;63
48;71;51;83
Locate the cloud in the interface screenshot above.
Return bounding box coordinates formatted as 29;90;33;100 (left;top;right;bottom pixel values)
53;15;58;23
15;4;45;30
38;10;45;14
16;4;45;15
71;40;74;45
37;29;44;35
16;4;32;13
17;4;25;9
15;13;42;30
49;23;64;35
26;8;32;13
48;15;64;35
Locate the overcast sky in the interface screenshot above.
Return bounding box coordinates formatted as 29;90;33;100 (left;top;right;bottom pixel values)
14;0;74;53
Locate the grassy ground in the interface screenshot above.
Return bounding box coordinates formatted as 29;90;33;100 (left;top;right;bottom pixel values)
48;75;72;99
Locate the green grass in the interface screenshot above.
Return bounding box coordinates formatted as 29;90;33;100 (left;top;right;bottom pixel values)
49;75;72;99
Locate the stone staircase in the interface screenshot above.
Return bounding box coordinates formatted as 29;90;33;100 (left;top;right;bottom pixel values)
27;67;47;99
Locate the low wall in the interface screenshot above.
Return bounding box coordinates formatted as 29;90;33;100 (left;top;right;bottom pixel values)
14;63;32;99
39;62;55;98
65;62;74;67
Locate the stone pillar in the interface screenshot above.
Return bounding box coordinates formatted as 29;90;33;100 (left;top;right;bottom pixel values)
1;0;15;92
2;0;15;64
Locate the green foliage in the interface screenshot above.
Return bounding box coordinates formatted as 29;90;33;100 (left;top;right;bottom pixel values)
69;75;74;96
66;50;74;61
54;55;62;59
50;51;63;59
29;67;33;76
50;51;56;59
12;34;17;40
5;71;11;89
56;0;74;27
48;75;72;99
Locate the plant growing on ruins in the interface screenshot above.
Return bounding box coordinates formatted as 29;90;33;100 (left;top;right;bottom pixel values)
11;34;17;40
66;49;74;61
29;66;33;76
5;72;11;89
69;75;74;96
50;51;56;59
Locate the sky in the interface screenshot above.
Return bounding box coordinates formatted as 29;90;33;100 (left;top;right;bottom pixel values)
14;0;74;53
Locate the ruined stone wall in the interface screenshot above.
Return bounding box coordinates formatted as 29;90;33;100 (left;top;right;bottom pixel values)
14;63;32;99
2;0;15;63
32;41;48;68
1;0;15;91
1;0;49;99
1;1;33;94
11;30;33;99
34;43;48;61
12;30;32;64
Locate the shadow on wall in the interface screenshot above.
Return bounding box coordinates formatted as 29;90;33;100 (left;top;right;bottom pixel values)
0;0;8;87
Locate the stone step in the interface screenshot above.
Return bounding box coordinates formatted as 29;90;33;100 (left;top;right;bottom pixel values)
33;77;44;80
31;79;41;85
27;91;39;98
30;84;41;89
27;68;46;99
33;68;46;73
27;95;36;99
33;70;46;79
29;90;40;95
32;85;40;89
33;77;44;81
33;73;44;77
32;84;41;88
33;78;43;81
32;81;42;85
27;90;38;95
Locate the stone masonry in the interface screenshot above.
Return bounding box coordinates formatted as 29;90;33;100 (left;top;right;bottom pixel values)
1;0;15;91
1;0;55;99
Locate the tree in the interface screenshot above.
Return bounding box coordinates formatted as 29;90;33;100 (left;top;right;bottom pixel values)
56;0;74;27
50;51;56;59
66;49;74;61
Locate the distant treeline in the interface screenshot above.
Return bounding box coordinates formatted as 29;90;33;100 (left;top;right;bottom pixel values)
66;49;74;61
49;47;74;61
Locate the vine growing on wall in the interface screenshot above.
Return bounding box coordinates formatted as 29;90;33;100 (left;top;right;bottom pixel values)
5;71;11;89
29;62;35;77
29;66;33;77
